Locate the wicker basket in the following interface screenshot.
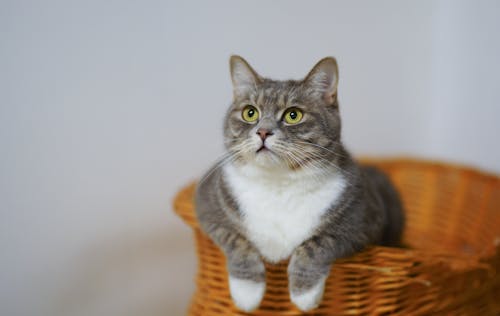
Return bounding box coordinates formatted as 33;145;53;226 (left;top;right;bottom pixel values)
173;158;500;315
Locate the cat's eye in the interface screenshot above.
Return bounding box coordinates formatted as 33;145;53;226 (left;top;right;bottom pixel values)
242;105;259;122
283;108;303;124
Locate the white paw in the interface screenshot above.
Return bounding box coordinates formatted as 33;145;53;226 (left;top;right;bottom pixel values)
290;277;326;312
228;277;265;312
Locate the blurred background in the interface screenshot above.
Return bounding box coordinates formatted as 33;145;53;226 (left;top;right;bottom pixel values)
1;0;499;315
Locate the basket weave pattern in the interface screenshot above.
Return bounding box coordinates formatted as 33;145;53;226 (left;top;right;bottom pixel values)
173;159;500;315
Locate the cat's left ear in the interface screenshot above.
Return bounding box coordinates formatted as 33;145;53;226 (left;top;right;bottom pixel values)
230;55;261;98
304;57;339;105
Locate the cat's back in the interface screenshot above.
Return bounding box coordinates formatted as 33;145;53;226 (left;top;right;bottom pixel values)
361;165;405;246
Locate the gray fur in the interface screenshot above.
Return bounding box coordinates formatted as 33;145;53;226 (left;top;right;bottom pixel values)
195;55;405;310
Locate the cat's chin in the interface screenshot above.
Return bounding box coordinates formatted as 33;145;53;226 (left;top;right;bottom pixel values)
235;147;295;171
250;150;287;169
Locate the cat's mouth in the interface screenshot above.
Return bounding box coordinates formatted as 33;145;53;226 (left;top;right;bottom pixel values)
256;145;268;153
257;144;274;154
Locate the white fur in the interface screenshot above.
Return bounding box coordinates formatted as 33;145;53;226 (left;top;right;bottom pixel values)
228;277;265;312
290;276;327;311
224;162;346;263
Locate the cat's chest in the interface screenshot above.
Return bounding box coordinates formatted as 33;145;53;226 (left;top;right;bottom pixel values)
224;165;346;262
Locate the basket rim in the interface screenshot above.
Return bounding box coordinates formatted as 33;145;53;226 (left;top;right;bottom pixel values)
358;156;500;179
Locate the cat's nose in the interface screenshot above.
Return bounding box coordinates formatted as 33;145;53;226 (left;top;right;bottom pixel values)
257;128;274;141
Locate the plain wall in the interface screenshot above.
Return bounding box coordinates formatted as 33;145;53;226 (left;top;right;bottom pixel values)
1;1;499;315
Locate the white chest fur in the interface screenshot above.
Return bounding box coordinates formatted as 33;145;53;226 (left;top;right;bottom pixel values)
223;163;346;263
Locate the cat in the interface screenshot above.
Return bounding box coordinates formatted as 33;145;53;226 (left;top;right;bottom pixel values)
195;55;405;312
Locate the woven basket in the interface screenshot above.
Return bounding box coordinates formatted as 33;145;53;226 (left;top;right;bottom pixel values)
173;158;500;315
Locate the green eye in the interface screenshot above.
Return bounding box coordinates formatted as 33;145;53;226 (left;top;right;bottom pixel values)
242;105;259;122
283;108;303;124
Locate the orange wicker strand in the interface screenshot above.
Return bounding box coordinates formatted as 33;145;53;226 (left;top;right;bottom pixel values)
173;158;500;315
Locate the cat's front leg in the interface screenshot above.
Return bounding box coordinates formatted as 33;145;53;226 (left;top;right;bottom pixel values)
287;242;331;312
226;245;266;312
196;190;266;310
288;233;364;311
213;228;266;312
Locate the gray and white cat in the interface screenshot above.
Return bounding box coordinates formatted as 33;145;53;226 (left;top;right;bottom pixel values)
195;56;405;312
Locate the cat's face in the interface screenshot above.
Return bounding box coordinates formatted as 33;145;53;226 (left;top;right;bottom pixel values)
224;56;342;171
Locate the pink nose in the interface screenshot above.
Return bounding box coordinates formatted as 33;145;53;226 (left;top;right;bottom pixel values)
257;128;273;141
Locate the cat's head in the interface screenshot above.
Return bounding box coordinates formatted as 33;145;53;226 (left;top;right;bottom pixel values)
224;56;343;172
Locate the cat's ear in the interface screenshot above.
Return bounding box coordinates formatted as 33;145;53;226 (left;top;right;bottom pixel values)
304;57;339;105
230;55;261;98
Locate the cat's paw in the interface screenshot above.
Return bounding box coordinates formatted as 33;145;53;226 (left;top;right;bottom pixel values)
290;277;326;312
228;277;265;312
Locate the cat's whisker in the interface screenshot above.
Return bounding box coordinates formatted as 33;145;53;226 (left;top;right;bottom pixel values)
300;151;356;184
277;142;356;186
288;151;335;182
198;154;236;187
198;140;253;187
272;143;330;184
293;140;350;159
284;151;327;184
290;143;357;179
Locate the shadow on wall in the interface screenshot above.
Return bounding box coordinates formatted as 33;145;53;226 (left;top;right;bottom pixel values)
52;226;196;316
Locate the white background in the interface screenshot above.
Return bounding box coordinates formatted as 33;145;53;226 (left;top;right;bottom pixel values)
1;1;499;315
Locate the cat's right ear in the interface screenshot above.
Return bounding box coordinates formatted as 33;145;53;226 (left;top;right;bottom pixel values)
304;57;339;105
230;55;261;98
